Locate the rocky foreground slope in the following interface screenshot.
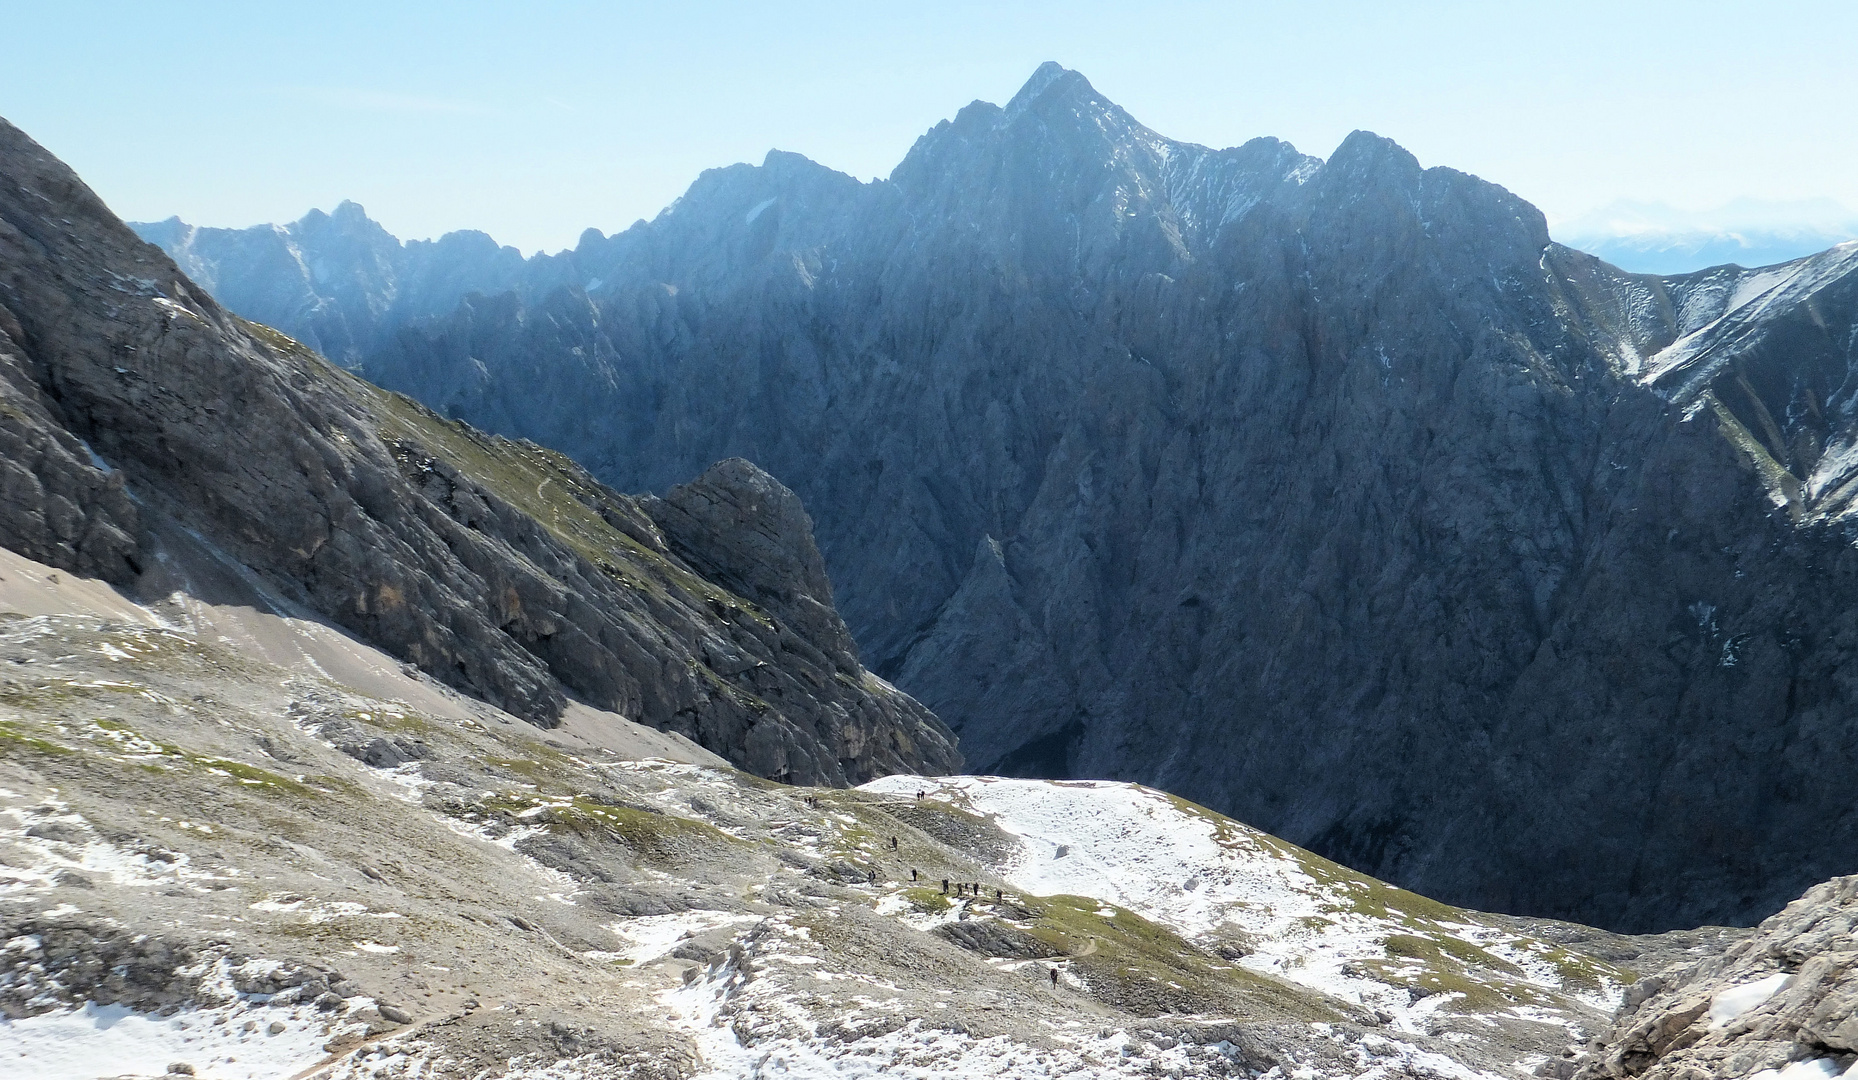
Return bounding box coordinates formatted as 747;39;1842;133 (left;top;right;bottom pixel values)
135;65;1858;931
1571;875;1858;1080
0;115;954;785
0;545;1751;1080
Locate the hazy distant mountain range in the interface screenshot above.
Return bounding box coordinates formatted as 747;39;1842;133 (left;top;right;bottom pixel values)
1553;197;1858;274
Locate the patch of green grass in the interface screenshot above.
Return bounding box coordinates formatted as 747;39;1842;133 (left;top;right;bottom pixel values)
1023;895;1350;1022
474;793;737;862
1352;956;1534;1012
480;738;588;791
1535;944;1634;991
1384;933;1522;976
0;716;314;804
903;887;952;914
190;755;313;796
1159;791;1255;849
0;720;74;756
239;318;315;358
1356;931;1628;1014
340;708;440;736
484;757;565;788
1153;790;1471;932
799;790;911;862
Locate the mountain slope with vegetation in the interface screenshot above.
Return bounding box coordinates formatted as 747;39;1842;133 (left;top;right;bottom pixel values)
0;114;954;786
0;550;1735;1078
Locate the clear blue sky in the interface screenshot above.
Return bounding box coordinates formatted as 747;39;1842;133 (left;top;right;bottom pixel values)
4;1;1854;253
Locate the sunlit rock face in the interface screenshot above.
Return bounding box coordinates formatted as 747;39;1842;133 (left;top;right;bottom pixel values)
135;65;1858;933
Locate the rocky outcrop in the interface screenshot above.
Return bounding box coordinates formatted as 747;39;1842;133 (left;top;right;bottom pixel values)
645;458;861;668
131;65;1858;933
0;116;955;785
1572;876;1858;1079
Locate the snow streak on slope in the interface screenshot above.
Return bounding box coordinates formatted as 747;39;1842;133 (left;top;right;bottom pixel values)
861;776;1628;1037
1645;243;1858;393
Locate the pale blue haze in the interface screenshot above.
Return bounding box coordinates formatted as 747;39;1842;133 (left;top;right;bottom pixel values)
3;1;1855;255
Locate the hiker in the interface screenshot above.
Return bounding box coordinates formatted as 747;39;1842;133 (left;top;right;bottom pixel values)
916;789;925;801
941;878;949;894
889;836;898;850
911;868;919;881
1050;967;1059;987
994;889;1002;900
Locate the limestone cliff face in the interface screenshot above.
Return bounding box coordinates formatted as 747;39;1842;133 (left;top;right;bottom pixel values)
0;117;956;786
134;65;1858;932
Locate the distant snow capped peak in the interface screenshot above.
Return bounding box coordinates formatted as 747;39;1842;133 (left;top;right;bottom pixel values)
1554;197;1858;274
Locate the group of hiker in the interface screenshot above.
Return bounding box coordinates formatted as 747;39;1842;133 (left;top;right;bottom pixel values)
898;865;1002;903
803;794;1070;992
940;879;1001;900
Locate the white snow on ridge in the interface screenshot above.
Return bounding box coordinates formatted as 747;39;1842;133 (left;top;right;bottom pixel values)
1644;244;1858;389
862;775;1395;1008
864;775;1310;939
861;775;1624;1027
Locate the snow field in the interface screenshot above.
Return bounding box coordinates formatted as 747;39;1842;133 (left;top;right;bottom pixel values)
860;775;1623;1034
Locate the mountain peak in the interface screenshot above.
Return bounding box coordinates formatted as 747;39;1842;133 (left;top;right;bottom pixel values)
1003;62;1099;121
1325;129;1422;178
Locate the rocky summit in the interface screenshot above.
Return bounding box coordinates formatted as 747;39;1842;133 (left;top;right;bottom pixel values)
137;65;1858;932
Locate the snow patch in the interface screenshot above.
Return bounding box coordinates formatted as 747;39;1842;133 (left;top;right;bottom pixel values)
0;1000;333;1080
1709;972;1791;1026
603;910;757;964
